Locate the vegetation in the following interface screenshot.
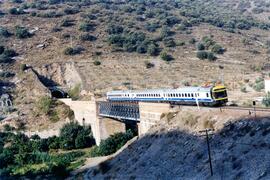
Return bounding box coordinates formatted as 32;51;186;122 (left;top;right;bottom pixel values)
15;26;32;39
0;27;12;38
64;46;84;55
0;122;94;178
93;60;101;66
160;50;173;61
79;34;97;42
68;84;81;100
253;77;264;92
90;130;134;157
262;93;270;107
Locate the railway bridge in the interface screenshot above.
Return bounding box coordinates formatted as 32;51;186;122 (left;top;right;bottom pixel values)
59;99;171;145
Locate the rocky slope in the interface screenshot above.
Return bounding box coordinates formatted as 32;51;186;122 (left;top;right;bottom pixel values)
85;111;270;179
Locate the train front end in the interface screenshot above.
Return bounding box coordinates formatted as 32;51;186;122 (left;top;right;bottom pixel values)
211;85;228;105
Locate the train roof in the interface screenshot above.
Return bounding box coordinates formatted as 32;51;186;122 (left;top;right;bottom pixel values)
107;86;213;94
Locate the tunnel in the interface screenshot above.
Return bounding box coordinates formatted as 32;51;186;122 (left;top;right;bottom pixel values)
51;89;67;99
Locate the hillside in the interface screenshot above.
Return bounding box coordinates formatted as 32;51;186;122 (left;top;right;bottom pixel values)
85;110;270;179
0;1;270;128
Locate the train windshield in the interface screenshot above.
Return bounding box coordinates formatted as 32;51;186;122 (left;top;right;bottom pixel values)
213;90;227;99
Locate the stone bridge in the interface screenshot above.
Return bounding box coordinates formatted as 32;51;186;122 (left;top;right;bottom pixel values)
59;99;171;145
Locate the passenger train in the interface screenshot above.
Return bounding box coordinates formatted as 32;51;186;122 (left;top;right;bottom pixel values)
107;85;228;106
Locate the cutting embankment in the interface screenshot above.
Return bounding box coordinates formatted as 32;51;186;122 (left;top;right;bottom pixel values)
84;109;270;179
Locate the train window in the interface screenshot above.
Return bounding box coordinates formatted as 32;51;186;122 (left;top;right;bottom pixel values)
176;94;178;97
188;93;190;97
191;94;194;97
206;93;209;97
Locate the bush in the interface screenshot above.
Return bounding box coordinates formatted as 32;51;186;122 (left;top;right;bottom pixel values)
253;81;264;92
64;7;79;15
189;38;196;44
144;61;155;69
163;38;176;47
93;60;101;66
9;7;24;15
196;51;208;60
92;130;134;156
20;63;27;71
197;43;205;50
0;27;12;38
36;96;52;115
106;24;124;34
240;86;247;93
59;122;95;150
68;84;81;100
207;52;217;61
147;43;159;56
60;19;75;27
160;51;174;61
79;34;97;41
79;22;95;32
64;46;84;55
211;44;225;54
15;26;32;39
0;46;4;54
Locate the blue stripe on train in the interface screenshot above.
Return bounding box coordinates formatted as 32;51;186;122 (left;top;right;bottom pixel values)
108;97;213;102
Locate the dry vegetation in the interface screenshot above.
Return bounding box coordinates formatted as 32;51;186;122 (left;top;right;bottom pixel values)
1;0;270;123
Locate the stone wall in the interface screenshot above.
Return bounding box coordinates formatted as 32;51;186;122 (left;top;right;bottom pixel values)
138;102;171;136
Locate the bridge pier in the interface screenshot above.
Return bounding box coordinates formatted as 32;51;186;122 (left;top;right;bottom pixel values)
60;99;172;145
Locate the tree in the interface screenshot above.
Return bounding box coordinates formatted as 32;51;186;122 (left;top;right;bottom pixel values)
59;122;95;150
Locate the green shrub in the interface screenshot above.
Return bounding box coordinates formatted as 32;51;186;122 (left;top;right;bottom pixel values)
59;122;95;150
91;130;134;157
147;43;159;56
20;63;27;71
9;7;24;15
176;41;185;46
68;84;81;100
64;7;79;15
240;86;247;93
196;51;208;60
36;96;52;115
197;43;205;50
160;51;174;61
79;34;97;41
144;61;155;69
15;26;32;39
189;38;196;44
253;81;264;92
262;93;270;107
207;52;217;61
93;60;101;66
211;44;225;54
107;24;124;34
79;22;95;32
0;46;4;54
163;38;176;47
64;46;84;55
0;27;12;38
60;19;75;27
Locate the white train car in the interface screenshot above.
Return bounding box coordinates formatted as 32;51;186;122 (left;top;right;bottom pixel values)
107;85;228;106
